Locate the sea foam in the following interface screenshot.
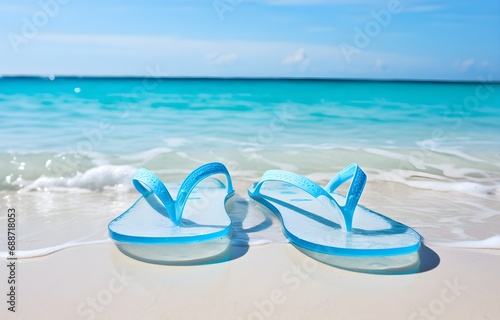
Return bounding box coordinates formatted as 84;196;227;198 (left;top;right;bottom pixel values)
22;165;136;192
428;235;500;249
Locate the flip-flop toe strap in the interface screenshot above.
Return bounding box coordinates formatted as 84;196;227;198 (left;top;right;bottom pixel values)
252;163;366;231
325;163;367;231
133;168;176;220
175;162;234;223
133;163;233;226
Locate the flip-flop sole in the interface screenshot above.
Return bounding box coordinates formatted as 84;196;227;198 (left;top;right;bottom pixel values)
248;181;421;257
109;180;233;264
114;237;232;265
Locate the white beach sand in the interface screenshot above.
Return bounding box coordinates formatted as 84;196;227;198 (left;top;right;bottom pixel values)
1;243;499;320
1;180;499;319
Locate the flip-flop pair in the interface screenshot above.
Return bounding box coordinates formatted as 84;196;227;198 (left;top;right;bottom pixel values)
108;162;421;273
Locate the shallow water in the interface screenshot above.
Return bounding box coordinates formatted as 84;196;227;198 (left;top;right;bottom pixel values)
1;77;499;255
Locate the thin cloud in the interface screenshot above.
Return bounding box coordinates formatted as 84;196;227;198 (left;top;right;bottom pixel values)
375;58;388;72
283;48;309;65
205;53;238;64
403;5;444;13
251;0;380;5
308;26;336;33
454;58;475;72
283;48;310;72
454;58;492;72
3;32;477;79
0;4;34;13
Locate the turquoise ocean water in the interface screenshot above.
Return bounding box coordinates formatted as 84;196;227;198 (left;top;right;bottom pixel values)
1;77;500;254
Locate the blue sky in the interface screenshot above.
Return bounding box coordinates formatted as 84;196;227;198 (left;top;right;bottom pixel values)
1;0;499;80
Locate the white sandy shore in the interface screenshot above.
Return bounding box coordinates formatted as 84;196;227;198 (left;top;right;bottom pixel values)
1;179;499;319
1;243;499;320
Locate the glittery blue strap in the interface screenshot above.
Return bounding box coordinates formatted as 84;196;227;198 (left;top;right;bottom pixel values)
132;162;234;226
324;163;367;231
175;162;234;224
252;164;366;232
133;168;176;221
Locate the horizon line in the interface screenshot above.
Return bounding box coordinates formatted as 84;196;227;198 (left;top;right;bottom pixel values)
1;75;498;85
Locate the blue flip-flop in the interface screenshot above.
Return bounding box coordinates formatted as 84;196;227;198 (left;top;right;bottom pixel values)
248;164;422;273
108;162;234;264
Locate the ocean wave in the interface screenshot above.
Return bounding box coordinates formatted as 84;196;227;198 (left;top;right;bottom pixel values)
0;239;112;259
1;145;499;197
415;140;488;163
427;236;500;249
372;169;500;196
21;165;136;192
